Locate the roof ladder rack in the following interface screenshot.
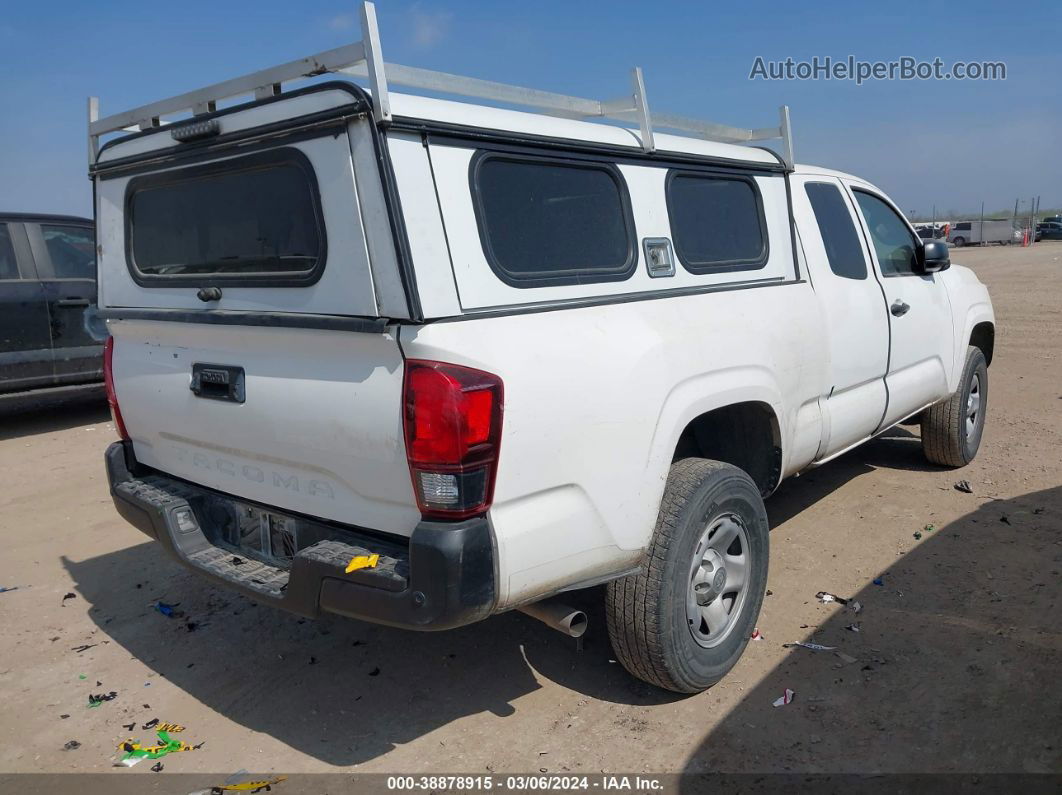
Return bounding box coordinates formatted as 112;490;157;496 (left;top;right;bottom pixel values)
88;2;794;169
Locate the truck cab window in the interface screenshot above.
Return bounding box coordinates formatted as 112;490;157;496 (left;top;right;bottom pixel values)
854;191;918;276
804;183;867;280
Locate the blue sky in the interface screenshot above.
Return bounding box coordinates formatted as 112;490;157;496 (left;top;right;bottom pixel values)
1;0;1059;219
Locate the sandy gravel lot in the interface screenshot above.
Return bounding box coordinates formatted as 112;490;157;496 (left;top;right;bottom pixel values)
1;242;1059;781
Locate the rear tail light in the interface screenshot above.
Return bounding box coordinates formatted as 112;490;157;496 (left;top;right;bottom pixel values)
103;336;130;441
402;360;503;520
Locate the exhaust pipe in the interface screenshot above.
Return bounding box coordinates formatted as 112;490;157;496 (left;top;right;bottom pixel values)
517;598;588;638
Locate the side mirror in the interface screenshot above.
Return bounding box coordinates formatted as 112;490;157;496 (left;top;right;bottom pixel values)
918;239;951;273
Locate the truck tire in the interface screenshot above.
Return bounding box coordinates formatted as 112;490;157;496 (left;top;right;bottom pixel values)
921;345;988;467
606;458;768;693
953;236;966;247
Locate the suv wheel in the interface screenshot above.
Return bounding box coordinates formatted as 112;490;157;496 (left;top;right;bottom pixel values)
953;236;966;247
606;458;769;693
921;345;988;467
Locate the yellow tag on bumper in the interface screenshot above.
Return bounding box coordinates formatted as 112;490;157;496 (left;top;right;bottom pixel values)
345;553;380;573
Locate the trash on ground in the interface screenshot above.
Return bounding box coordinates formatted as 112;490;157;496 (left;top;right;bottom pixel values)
62;740;81;751
60;714;70;719
954;480;973;494
151;762;164;773
913;531;922;540
816;591;848;605
772;688;795;707
122;722;135;731
783;641;836;652
62;592;77;605
71;644;98;654
0;586;19;593
78;674;87;680
208;771;288;792
835;652;858;665
750;628;764;641
345;553;380;574
844;623;861;633
153;601;177;617
141;718;159;730
88;691;118;708
116;730;198;767
872;578;884;586
924;523;935;533
1000;515;1012;525
219;775;289;792
368;666;381;676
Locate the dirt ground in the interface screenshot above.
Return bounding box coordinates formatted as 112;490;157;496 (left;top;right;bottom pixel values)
1;242;1059;780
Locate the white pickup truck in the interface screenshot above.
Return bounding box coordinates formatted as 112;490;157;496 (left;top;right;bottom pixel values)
93;4;994;693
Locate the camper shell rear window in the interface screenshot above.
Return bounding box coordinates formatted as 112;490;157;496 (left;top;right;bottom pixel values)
124;148;326;287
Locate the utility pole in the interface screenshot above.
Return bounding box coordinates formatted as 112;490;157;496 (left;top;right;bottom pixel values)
979;201;985;246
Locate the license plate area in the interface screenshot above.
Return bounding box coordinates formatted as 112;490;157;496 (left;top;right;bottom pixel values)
226;505;299;568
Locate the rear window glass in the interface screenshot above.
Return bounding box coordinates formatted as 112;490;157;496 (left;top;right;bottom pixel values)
471;154;635;287
804;183;867;280
667;172;768;273
126;148;324;286
0;224;17;280
42;224;95;279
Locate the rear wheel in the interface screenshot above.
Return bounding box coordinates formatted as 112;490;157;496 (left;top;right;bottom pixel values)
606;458;769;693
953;236;966;247
921;346;988;467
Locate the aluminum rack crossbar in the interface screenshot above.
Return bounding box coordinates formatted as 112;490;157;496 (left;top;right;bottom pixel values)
88;1;794;169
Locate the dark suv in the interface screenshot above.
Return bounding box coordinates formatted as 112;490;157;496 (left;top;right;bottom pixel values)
0;213;104;402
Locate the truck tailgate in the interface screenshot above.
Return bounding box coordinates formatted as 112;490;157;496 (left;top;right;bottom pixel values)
110;319;420;534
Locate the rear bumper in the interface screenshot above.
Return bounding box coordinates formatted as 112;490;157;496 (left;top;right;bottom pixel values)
105;441;496;630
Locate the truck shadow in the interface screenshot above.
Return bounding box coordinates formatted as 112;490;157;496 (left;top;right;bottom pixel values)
681;485;1062;777
60;431;963;767
62;541;663;765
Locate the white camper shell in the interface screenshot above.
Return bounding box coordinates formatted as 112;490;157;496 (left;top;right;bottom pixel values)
95;3;995;693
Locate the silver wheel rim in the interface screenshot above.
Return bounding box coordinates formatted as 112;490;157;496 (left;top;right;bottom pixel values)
686;513;751;648
966;373;981;440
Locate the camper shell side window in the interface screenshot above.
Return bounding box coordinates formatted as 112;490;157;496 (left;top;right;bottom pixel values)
665;170;769;275
469;151;638;289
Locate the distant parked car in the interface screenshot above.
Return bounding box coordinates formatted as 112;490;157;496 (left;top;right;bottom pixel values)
1038;221;1062;240
915;225;946;240
0;213;104;401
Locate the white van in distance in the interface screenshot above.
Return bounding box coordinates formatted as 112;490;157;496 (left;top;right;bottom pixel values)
92;3;994;693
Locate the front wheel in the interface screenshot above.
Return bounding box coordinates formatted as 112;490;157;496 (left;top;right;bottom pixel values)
921;345;988;467
606;459;769;693
953;236;966;247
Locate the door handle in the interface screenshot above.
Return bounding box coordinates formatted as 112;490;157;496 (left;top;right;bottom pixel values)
57;298;91;308
890;299;910;317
